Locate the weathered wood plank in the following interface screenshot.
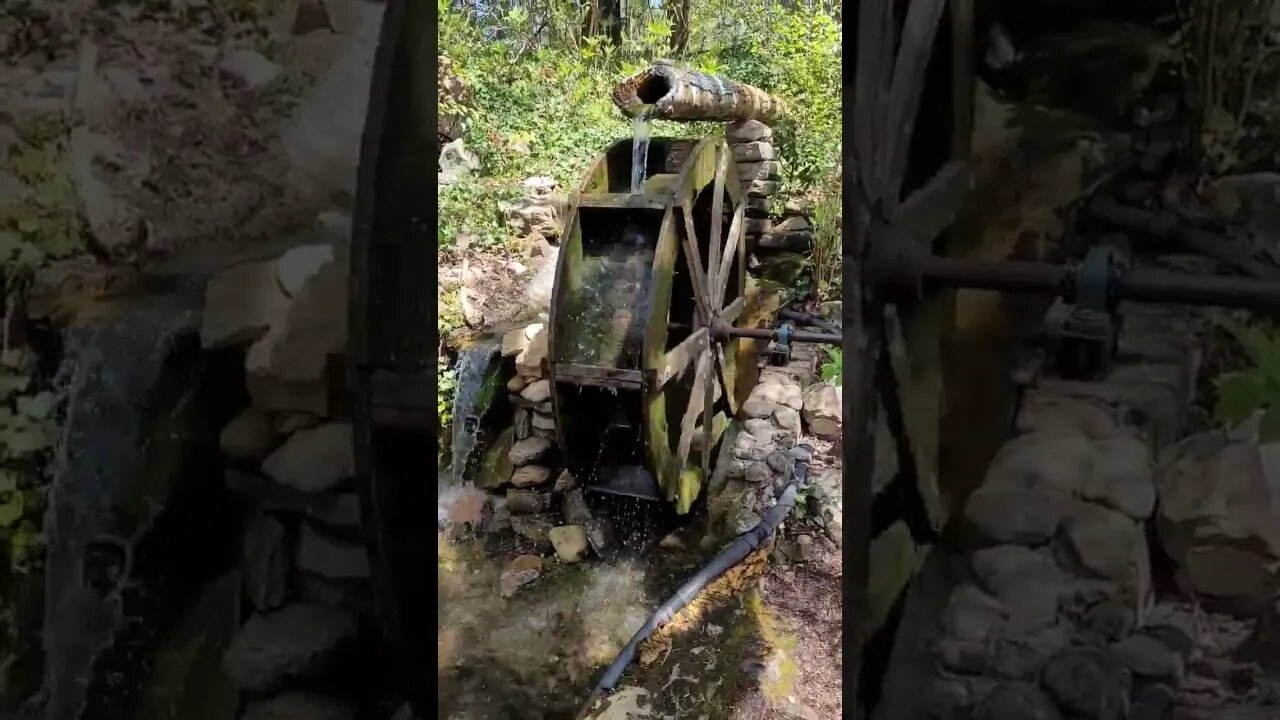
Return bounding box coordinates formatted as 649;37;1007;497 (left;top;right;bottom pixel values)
656;327;709;390
554;363;646;388
680;203;713;321
716;206;744;307
894;160;973;246
675;349;711;472
950;0;975;157
707;145;728;302
855;0;894;196
574;193;667;211
881;0;949;207
720;296;745;325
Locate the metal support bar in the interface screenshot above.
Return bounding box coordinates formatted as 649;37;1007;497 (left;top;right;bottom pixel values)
915;255;1280;313
717;324;841;345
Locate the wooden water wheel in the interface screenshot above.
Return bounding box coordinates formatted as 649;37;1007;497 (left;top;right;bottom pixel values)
548;135;748;514
845;0;977;710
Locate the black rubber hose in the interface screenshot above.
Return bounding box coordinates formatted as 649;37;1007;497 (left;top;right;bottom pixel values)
780;309;841;334
576;446;814;718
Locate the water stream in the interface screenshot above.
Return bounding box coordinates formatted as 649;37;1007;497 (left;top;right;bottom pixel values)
448;337;503;486
630;109;653;195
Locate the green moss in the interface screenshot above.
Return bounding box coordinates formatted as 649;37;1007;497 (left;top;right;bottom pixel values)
478;427;515;490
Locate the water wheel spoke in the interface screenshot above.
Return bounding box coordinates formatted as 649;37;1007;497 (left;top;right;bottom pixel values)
655;327;708;390
711;342;737;416
893;160;973;245
879;0;949;207
702;346;716;471
854;0;894;197
680;203;713;322
675;349;713;472
715;205;744;308
707;145;728;302
720;296;745;326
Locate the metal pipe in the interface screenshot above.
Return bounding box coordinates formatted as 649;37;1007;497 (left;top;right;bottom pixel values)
723;326;842;344
919;256;1068;295
611;63;785;122
1120;268;1280;311
918;256;1280;313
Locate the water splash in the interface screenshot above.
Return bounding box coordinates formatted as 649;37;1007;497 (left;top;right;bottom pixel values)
630;107;653;195
449;337;502;485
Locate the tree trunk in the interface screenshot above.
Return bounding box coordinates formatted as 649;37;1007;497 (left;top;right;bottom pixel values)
611;64;785;122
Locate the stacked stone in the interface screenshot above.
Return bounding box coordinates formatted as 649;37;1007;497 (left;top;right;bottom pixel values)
726;120;782;242
492;322;590;585
759;201;816;254
502;322;556;442
883;302;1203;720
710;342;843;545
199;211;362;720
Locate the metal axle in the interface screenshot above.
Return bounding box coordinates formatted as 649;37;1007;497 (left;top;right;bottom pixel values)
881;247;1280;314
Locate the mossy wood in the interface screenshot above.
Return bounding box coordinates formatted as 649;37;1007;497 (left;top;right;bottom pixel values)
549;136;748;514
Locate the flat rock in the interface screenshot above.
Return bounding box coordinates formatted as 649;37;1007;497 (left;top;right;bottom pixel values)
802;383;840;437
730;141;776;163
220;408;274;459
972;683;1062;720
517;326;549;375
296;524;369;580
511;464;552;487
506;489;549;515
201;260;289;349
964;486;1068;545
1083;437;1154;518
242;693;355;720
508;436;552;466
500;554;543;597
942;584;1008;643
550;525;588;562
1041;648;1129;720
276;244;336;299
246;257;347;386
1064;503;1140;581
726;119;773;142
262;423;354;494
984;430;1097;495
223;604;357;692
520;379;551;403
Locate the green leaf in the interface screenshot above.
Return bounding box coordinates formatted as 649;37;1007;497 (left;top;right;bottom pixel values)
1214;371;1268;427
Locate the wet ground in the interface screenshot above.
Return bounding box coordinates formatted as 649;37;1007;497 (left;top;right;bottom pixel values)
437;437;843;720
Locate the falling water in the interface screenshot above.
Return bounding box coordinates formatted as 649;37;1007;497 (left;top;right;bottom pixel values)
630;107;653;195
448;337;502;486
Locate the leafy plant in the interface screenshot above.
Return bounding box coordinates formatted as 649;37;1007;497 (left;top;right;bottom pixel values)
820;346;841;386
439;366;458;430
1213;320;1280;441
807;168;841;301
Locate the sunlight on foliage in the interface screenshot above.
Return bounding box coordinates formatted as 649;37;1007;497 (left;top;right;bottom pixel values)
820;347;841;387
438;0;841;249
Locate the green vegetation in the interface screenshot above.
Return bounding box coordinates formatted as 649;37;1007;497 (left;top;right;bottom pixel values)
820;346;841;386
1213;319;1280;442
439;0;841;427
438;0;841;251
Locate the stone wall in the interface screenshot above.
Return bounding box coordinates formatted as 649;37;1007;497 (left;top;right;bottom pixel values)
876;299;1204;719
199;211;368;719
724;119;815;254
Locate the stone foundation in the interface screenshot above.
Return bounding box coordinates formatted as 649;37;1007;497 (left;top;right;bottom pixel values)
877;299;1206;719
200;211;368;719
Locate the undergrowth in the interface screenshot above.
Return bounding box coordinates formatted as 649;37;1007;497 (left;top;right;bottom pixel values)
438;0;841;252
